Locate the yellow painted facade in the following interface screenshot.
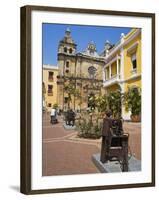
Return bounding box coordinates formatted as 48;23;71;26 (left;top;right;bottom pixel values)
43;65;58;112
111;61;117;76
103;28;141;120
124;33;141;95
124;30;141;86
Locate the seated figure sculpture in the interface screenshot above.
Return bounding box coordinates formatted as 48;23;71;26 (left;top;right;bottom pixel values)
65;109;75;126
100;110;129;172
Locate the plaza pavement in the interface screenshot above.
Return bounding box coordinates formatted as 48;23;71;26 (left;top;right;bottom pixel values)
42;113;141;176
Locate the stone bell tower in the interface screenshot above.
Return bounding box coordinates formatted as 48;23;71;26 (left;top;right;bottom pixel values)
57;28;77;110
57;28;77;76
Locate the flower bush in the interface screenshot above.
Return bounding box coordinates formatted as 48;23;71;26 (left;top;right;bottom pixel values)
107;89;122;118
76;113;102;139
123;87;141;117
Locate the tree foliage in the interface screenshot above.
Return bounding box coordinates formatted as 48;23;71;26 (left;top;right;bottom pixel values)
107;89;122;118
124;87;141;116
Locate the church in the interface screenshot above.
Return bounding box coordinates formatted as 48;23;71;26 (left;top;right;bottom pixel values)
57;28;107;111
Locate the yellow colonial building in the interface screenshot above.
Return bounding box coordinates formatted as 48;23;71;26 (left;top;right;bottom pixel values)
43;65;58;112
102;28;141;120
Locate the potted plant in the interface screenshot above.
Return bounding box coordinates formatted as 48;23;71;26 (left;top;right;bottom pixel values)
124;87;141;122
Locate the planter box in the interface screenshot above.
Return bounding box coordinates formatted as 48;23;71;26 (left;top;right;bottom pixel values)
131;115;141;122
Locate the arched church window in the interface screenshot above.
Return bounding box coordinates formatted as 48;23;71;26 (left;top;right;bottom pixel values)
66;61;69;68
64;47;67;53
69;48;73;54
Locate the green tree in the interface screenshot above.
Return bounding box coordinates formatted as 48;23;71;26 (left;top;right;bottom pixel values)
64;83;80;109
124;87;141;116
88;93;96;110
107;89;122;118
95;95;108;112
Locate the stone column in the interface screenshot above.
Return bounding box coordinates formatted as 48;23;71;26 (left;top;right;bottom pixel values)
116;55;119;77
103;66;106;81
109;65;111;78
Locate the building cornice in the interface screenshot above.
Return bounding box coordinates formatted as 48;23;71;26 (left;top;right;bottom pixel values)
127;41;139;54
58;52;105;63
105;29;141;62
59;41;77;47
76;53;105;63
120;74;141;83
43;65;58;70
57;75;103;82
103;73;141;88
104;55;121;68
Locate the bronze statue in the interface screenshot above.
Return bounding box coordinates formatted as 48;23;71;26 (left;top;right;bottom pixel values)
100;110;129;172
65;109;75;126
100;110;113;163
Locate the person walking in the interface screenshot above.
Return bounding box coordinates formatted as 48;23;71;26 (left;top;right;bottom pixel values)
50;107;57;124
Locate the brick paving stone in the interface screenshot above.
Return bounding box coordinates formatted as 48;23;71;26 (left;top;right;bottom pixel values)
42;113;64;127
42;112;141;176
43;113;75;139
123;122;141;160
43;125;75;140
42;141;99;176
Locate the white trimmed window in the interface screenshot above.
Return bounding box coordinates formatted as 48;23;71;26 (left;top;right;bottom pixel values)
131;53;137;70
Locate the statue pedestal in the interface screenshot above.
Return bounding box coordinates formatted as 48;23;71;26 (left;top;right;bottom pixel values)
92;153;141;173
63;123;76;130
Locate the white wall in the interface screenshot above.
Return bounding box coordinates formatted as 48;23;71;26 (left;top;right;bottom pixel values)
0;0;158;199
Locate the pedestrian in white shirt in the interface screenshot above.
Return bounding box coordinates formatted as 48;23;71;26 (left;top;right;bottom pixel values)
50;108;57;124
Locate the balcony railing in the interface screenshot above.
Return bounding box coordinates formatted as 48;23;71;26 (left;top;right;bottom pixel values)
103;74;121;87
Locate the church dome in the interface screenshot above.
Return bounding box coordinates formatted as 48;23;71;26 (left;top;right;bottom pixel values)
81;41;99;57
60;28;75;44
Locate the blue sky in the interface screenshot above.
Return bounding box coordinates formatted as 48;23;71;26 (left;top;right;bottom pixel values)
42;23;131;66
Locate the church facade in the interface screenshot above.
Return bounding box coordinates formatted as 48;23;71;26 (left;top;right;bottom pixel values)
57;28;106;111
